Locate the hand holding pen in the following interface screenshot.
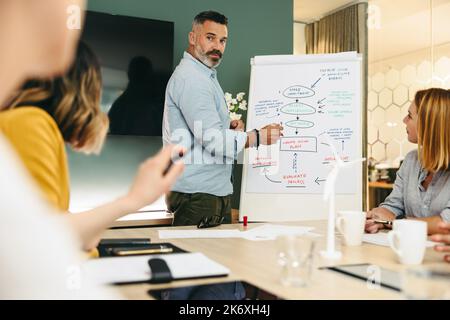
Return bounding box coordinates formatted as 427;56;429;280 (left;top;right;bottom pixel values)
365;208;396;233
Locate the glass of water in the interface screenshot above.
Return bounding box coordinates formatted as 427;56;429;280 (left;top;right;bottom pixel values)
276;235;316;287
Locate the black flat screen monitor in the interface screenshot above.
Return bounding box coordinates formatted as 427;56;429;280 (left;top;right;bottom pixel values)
81;11;174;136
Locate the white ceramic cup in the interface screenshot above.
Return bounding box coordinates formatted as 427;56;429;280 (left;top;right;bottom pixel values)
388;220;427;265
336;211;366;246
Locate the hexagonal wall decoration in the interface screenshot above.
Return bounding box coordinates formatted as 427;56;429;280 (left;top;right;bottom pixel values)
368;55;450;165
434;57;450;79
378;122;395;143
368;91;378;111
372;141;386;162
392;121;406;141
417;61;432;83
401;101;410;115
385;106;401;125
368;125;378;144
401;65;416;86
379;88;393;109
393;85;408;106
371;73;385;92
408;83;424;101
370;107;386;127
386;141;401;161
385;69;400;89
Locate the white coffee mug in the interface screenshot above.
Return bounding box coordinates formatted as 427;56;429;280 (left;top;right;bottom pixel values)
388;220;427;265
336;211;366;246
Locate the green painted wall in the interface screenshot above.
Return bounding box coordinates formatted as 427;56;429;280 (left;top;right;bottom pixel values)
88;0;293;94
85;0;293;209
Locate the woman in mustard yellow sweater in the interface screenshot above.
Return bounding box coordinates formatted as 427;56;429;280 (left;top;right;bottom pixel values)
0;42;184;250
0;41;106;212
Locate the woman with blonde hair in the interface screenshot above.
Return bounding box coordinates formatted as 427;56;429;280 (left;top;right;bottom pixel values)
0;1;183;298
0;41;184;251
365;88;450;238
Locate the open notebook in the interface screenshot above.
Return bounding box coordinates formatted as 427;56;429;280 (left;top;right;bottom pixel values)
82;252;230;285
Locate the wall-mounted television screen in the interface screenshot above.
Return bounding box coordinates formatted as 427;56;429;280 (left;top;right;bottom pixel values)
81;11;174;136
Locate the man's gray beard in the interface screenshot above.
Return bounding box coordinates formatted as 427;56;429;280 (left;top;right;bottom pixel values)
197;51;222;69
211;59;222;68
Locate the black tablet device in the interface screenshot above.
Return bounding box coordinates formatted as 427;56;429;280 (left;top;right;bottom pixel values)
148;281;280;300
324;263;402;291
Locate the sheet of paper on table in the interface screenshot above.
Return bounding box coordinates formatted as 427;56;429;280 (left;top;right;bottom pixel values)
158;224;316;241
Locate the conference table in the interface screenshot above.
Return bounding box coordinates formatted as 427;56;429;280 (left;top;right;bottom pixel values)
100;220;446;300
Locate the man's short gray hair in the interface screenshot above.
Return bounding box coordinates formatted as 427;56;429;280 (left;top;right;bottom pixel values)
193;10;228;27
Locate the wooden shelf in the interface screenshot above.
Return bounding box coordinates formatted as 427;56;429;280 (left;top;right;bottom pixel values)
368;181;394;189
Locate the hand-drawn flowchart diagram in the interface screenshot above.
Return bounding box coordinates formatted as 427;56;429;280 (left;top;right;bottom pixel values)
246;59;361;194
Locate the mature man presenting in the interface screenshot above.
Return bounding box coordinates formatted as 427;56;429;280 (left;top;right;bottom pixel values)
163;11;283;226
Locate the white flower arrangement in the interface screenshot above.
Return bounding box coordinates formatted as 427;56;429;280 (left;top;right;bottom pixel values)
225;91;247;121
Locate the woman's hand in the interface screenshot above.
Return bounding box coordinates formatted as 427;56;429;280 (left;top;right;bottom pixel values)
430;221;450;263
365;207;396;233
